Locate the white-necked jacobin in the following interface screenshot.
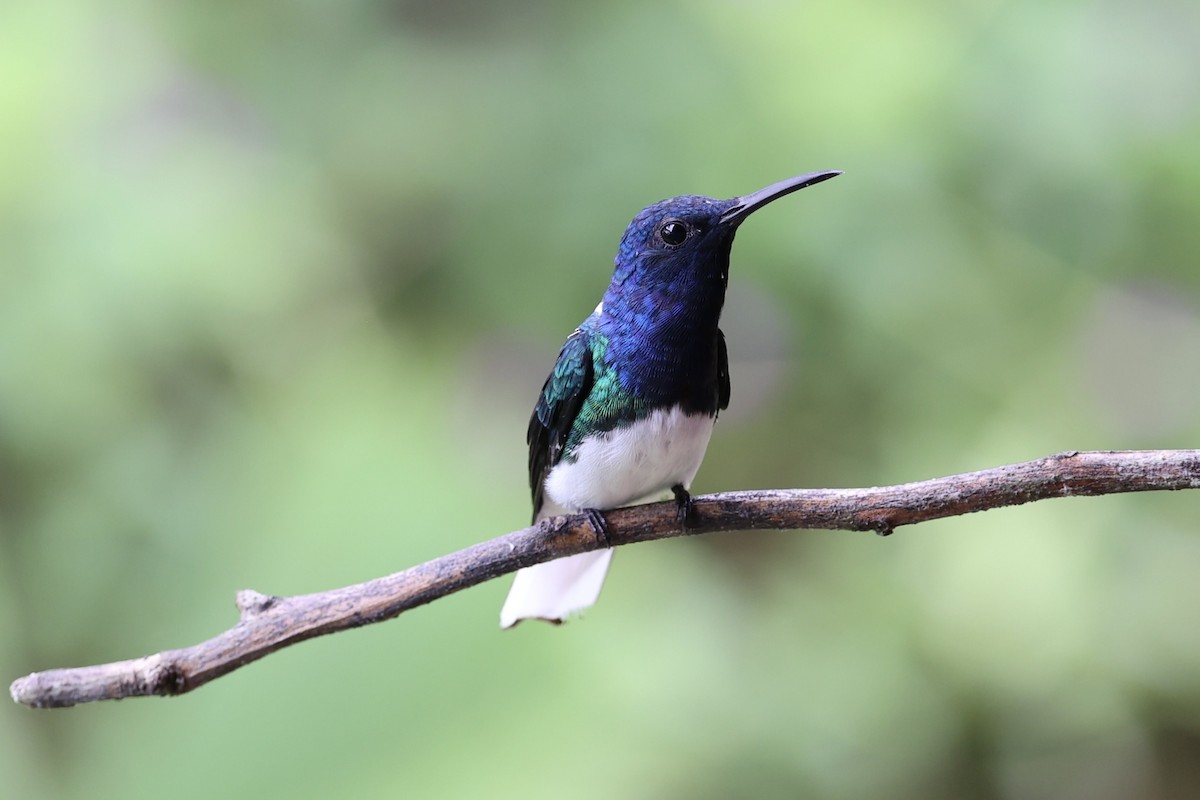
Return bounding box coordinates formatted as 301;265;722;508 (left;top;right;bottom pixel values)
501;171;841;628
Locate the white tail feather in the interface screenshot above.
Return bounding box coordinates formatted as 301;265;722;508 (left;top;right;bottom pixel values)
499;549;614;628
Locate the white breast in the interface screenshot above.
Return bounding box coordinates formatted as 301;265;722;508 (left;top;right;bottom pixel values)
542;406;716;513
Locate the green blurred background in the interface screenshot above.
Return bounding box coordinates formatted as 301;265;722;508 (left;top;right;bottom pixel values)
3;1;1200;798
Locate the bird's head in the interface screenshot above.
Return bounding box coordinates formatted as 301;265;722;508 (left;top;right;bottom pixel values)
609;170;841;296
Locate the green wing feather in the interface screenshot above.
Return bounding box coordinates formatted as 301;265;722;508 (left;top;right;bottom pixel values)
527;327;595;520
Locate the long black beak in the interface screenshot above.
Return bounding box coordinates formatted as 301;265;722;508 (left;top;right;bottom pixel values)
720;170;842;226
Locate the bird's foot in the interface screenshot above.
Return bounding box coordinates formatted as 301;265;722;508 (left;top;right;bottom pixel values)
671;484;697;528
582;508;610;547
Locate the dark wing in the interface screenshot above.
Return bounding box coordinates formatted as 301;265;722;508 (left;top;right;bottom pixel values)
717;327;731;412
527;327;594;520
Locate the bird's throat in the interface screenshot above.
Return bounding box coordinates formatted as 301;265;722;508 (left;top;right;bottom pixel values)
598;291;726;414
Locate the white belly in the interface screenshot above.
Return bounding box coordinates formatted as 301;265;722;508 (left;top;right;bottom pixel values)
542;406;716;513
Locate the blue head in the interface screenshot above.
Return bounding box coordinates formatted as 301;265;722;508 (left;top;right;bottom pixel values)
599;170;840;405
604;171;841;323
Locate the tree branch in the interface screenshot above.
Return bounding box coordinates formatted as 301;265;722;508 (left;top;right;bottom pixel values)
11;449;1200;709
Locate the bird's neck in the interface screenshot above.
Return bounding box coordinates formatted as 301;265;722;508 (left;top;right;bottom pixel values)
598;265;728;413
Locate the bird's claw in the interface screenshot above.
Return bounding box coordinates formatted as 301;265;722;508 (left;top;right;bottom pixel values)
671;484;696;529
583;508;610;547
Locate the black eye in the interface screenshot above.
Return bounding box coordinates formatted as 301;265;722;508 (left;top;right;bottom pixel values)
658;220;688;246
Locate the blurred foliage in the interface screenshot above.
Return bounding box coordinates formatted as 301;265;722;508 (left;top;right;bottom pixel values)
3;0;1200;798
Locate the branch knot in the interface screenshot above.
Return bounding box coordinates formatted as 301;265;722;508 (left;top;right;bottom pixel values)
236;590;280;620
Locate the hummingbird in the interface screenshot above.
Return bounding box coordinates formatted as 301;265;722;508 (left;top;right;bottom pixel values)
500;170;841;628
